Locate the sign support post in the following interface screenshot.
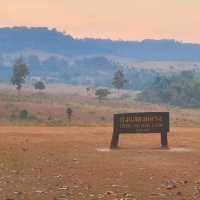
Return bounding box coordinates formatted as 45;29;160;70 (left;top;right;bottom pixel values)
110;131;119;149
161;131;168;148
110;117;119;148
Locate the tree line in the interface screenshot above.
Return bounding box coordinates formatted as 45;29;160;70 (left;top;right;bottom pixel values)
138;70;200;107
10;57;127;100
11;57;200;108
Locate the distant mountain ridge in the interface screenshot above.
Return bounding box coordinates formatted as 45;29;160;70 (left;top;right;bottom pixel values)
0;27;200;60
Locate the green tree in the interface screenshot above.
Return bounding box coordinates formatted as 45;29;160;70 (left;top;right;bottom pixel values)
11;57;29;91
112;69;127;94
34;81;46;92
95;88;110;102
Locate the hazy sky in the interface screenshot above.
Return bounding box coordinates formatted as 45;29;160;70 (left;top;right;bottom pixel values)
0;0;200;42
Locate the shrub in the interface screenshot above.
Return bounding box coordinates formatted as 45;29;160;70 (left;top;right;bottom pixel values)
95;88;111;102
10;112;17;120
19;110;28;120
34;81;46;91
46;117;66;126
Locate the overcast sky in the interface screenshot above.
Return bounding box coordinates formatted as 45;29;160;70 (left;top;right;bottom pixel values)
0;0;200;42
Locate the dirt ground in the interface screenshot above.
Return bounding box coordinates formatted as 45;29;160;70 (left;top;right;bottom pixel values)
0;126;200;200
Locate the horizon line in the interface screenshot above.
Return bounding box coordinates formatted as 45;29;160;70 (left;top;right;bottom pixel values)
0;25;199;45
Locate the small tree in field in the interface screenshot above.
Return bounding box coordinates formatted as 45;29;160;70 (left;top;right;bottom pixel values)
95;88;110;102
11;57;29;91
34;81;46;92
66;107;73;126
86;87;90;96
112;69;127;95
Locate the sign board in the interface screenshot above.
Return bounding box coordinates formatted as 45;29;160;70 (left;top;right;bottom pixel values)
110;112;169;149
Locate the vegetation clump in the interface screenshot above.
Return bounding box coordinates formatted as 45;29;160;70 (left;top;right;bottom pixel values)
19;110;29;120
47;117;66;126
34;81;46;92
95;88;111;102
138;71;200;107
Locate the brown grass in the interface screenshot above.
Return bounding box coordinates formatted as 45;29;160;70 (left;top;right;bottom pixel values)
0;84;200;127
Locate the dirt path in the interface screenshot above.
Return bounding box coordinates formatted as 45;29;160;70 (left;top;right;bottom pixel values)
0;127;200;200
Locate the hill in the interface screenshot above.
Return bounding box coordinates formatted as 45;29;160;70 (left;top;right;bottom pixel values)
1;27;200;60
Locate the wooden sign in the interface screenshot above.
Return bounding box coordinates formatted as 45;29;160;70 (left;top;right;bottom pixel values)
110;112;169;149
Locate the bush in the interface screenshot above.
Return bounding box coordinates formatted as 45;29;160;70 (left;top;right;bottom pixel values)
19;110;28;120
34;81;46;91
46;117;66;126
95;88;111;102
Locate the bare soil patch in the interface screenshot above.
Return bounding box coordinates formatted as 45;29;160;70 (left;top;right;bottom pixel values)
0;127;200;199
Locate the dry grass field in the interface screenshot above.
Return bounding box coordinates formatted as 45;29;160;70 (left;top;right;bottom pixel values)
0;84;200;127
0;84;200;200
0;127;200;200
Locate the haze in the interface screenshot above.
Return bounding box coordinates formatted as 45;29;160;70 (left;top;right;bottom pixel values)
0;0;200;42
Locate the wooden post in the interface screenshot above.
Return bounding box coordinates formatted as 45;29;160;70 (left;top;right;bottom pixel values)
161;131;168;148
110;131;119;149
110;115;120;149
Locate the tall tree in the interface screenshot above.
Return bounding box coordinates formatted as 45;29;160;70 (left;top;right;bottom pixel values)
112;69;127;93
11;57;29;91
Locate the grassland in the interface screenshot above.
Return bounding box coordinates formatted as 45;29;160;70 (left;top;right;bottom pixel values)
0;84;200;127
0;84;200;200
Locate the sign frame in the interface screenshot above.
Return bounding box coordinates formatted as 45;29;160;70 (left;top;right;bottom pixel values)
110;112;170;149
